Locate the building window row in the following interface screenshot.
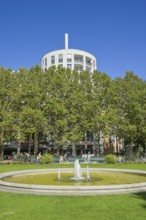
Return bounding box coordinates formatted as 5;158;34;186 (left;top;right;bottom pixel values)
44;55;95;68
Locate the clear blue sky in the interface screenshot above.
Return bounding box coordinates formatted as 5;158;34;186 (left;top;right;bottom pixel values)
0;0;146;80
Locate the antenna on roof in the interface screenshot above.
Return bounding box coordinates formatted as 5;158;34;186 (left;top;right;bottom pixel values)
65;33;68;49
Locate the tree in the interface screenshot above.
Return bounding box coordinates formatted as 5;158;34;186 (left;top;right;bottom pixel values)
112;72;146;154
91;71;113;155
0;68;16;156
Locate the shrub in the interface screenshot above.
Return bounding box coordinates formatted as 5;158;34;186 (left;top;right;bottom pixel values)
124;153;136;161
41;153;53;164
105;154;117;164
136;146;144;158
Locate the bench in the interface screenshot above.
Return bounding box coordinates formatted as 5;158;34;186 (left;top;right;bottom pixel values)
89;157;105;163
68;157;76;162
76;157;85;162
53;157;60;163
30;156;37;163
68;156;85;163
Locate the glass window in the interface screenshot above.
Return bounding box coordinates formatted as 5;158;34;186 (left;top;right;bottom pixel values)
74;55;83;63
67;64;72;68
67;53;72;59
58;54;63;63
45;58;47;66
74;65;83;71
51;55;55;64
67;58;72;62
86;57;91;66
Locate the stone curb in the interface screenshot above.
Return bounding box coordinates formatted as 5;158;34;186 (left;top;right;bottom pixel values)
0;168;146;195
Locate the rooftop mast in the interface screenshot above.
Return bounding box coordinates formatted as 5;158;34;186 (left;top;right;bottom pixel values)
65;33;68;49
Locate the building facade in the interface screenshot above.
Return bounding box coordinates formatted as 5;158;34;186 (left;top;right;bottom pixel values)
41;33;97;73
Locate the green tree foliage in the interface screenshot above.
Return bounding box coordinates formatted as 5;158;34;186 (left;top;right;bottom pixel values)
111;72;146;154
0;66;146;156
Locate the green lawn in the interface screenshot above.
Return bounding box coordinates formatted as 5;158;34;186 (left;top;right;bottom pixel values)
0;163;146;220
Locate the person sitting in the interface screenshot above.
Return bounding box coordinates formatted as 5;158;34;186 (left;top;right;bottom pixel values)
36;152;41;163
59;155;63;163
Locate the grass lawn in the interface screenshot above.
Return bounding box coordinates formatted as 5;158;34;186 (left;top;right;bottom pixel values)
0;163;146;220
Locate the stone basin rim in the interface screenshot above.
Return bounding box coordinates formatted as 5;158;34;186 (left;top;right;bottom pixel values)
0;168;146;195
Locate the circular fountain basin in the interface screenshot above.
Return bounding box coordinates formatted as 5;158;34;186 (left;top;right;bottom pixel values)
70;177;86;181
0;168;146;195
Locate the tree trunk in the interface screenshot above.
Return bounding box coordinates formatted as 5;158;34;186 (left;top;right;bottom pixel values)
34;131;39;155
72;143;76;156
97;132;100;156
0;140;4;160
28;134;32;155
93;133;97;156
17;126;21;156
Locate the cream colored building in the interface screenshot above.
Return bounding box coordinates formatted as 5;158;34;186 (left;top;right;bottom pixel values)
41;33;97;73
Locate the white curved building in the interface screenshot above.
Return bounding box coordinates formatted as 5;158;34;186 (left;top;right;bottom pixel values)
41;33;97;73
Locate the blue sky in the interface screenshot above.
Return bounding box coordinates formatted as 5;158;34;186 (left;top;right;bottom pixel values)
0;0;146;80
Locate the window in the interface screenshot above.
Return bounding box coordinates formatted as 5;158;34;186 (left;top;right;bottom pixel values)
74;55;83;63
67;64;72;68
67;58;72;62
74;65;83;71
86;66;91;72
58;54;63;63
86;57;92;66
45;58;47;66
51;55;55;64
67;54;72;63
42;60;44;67
87;132;94;141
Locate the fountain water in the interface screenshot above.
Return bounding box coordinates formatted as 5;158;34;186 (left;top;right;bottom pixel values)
74;159;82;179
57;159;90;181
71;159;86;180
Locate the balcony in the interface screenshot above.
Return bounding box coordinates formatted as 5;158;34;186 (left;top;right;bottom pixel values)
74;59;83;64
74;64;83;71
86;66;91;72
86;57;92;67
58;59;63;63
74;55;83;64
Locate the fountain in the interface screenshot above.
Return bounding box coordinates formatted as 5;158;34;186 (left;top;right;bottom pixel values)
74;159;82;179
70;159;86;181
1;168;146;195
57;159;89;181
